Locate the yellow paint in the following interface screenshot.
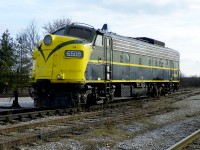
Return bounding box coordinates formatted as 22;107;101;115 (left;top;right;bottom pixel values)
32;35;92;84
89;60;179;71
86;80;180;83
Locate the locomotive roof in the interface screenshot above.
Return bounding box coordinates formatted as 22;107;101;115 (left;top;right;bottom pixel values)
97;28;165;47
97;29;179;58
52;23;180;61
97;29;180;62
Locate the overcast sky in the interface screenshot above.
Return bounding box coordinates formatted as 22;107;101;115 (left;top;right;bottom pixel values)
0;0;200;76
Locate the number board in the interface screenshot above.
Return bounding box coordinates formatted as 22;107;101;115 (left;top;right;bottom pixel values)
65;50;83;58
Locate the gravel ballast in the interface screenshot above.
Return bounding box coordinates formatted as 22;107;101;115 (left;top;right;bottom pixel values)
3;91;200;150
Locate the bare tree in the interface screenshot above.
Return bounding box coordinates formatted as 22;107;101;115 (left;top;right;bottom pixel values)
16;20;40;55
42;18;71;34
14;20;40;92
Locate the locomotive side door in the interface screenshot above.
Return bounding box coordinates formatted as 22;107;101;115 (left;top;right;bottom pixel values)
103;36;113;99
104;37;113;81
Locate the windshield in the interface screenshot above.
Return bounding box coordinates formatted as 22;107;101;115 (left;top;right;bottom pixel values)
53;27;65;35
68;27;92;41
52;25;96;42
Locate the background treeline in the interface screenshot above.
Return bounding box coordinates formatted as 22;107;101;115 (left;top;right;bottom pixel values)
0;21;40;94
0;18;199;94
180;75;200;88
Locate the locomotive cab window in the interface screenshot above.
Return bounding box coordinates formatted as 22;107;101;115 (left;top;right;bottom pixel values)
94;35;103;46
53;27;65;35
68;27;92;42
107;39;110;46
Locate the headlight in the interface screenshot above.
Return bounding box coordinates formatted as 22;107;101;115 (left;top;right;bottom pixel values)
57;74;61;79
44;35;52;45
57;73;65;80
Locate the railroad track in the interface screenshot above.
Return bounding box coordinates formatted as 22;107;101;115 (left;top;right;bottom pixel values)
0;111;103;149
0;89;199;149
0;105;131;148
0;107;77;123
168;129;200;150
0;89;196;123
0;101;174;149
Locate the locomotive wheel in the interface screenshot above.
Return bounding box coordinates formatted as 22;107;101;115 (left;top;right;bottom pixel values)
86;94;97;106
153;85;161;99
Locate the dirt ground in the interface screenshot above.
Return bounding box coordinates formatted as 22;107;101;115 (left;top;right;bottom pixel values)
16;89;200;150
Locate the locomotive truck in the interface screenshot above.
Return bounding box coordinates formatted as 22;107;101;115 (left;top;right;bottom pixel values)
31;23;180;107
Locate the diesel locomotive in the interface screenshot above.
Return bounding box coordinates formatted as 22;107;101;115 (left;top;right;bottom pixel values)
31;23;180;107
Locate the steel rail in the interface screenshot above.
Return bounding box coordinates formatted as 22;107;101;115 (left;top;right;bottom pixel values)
0;107;77;122
167;129;200;150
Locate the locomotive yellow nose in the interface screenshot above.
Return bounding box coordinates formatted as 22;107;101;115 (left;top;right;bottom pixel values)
32;49;39;60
